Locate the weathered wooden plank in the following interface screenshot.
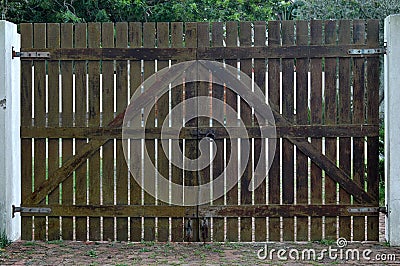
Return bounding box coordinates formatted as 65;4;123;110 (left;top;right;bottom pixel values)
74;23;88;241
211;21;225;242
88;22;102;241
21;205;196;218
253;21;267;242
197;45;381;59
33;23;47;241
21;124;379;139
156;21;170;242
60;23;74;241
143;22;157;241
239;21;253;243
20;23;33;240
281;20;295;241
352;20;366;241
324;19;339;240
101;22;115;242
115;22;129;242
267;20;281;242
366;19;380;241
46;23;61;241
338;20;352;240
295;20;309;241
183;22;199;242
225;21;239;242
18;204;378;218
170;22;185;242
197;21;211;243
128;22;143;242
310;20;323;241
198;205;380;217
19;44;381;61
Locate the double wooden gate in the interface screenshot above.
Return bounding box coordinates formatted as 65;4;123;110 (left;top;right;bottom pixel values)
18;20;381;242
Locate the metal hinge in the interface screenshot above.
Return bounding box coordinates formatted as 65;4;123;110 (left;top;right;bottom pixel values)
12;47;50;59
12;205;52;218
347;206;387;214
347;48;386;55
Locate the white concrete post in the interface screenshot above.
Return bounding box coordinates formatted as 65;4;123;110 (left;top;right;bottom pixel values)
0;20;21;241
385;14;400;246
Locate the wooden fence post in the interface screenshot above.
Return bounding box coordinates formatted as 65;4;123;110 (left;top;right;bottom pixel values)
0;20;21;241
385;14;400;246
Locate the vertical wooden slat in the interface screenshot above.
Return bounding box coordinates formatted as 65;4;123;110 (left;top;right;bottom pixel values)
129;22;143;242
197;22;211;242
156;21;170;242
101;22;115;241
352;20;366;241
338;20;352;240
143;22;156;241
225;21;239;242
324;20;338;240
116;22;129;241
267;20;281;242
184;22;198;242
88;22;102;241
310;20;323;241
20;23;33;240
33;23;47;241
60;23;74;240
46;23;60;241
295;20;309;241
74;23;88;241
211;21;225;242
253;21;267;242
239;21;253;242
281;20;295;241
366;19;380;241
170;22;184;242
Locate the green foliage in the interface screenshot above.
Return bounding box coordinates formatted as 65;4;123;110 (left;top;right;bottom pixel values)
295;0;400;21
0;0;296;23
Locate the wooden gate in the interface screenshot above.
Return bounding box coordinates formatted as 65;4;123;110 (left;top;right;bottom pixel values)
18;20;381;242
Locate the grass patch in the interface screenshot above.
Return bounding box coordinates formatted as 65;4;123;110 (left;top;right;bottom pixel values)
23;241;36;246
46;240;63;245
139;247;151;252
0;231;11;249
87;249;98;258
317;239;336;245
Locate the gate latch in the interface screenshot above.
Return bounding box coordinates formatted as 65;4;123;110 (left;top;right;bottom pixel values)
194;128;215;140
12;205;52;218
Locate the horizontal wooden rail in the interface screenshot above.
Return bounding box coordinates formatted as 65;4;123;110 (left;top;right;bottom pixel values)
21;124;378;139
19;44;380;60
18;204;379;217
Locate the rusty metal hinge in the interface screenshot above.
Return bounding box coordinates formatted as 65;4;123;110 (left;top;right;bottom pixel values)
12;47;50;59
347;48;386;55
347;206;387;214
12;205;52;218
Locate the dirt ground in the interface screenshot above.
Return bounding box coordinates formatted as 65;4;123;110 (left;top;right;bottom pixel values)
1;215;398;265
